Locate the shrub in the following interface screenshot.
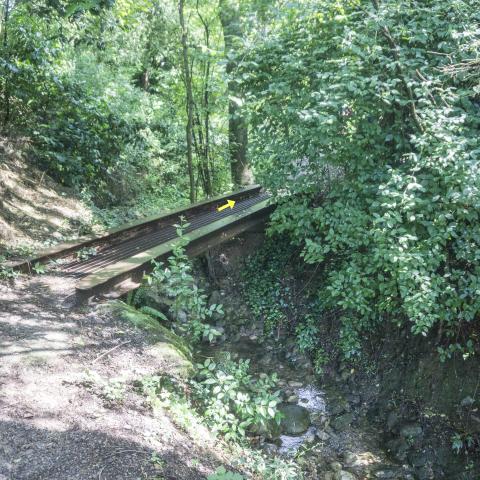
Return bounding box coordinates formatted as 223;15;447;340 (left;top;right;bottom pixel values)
142;221;223;343
191;354;282;442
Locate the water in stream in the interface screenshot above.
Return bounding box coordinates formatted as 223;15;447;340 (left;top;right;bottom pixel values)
199;336;416;479
279;385;326;455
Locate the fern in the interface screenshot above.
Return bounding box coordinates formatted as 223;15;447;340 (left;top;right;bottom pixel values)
140;306;168;322
126;290;134;305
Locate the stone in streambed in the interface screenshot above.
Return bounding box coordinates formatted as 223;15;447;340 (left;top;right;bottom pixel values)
262;443;279;455
279;404;311;435
329;399;350;416
316;430;330;441
386;411;401;432
288;381;303;388
373;469;403;479
385;438;409;462
335;472;356;480
332;412;354;431
399;423;422;439
330;462;342;472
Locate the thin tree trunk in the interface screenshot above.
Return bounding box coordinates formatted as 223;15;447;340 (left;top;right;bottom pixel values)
196;0;213;195
179;0;195;203
3;0;10;125
219;0;253;186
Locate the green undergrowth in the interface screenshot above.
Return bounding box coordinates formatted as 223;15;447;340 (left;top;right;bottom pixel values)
114;302;302;479
241;236;333;374
109;238;303;479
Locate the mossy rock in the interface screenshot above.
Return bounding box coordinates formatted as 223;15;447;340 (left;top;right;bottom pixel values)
250;417;282;440
146;342;194;379
135;287;174;317
109;301;193;379
279;404;311;435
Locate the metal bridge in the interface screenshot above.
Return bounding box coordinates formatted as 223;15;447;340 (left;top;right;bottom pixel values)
12;185;273;299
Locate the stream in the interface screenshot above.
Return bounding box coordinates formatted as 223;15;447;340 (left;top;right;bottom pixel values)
278;385;325;455
199;336;412;480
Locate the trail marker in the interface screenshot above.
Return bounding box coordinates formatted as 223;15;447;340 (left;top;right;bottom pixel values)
217;199;236;212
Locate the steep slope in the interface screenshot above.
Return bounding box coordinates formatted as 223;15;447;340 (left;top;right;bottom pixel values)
0;136;97;257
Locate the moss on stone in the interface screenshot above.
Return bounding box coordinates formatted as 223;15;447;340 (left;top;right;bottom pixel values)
109;300;193;378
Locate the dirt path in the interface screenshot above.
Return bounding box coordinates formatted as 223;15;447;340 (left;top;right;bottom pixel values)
0;275;223;480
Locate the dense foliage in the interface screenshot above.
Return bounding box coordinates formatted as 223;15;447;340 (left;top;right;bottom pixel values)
3;0;480;361
138;221;223;343
192;355;281;441
0;0;234;206
242;0;480;358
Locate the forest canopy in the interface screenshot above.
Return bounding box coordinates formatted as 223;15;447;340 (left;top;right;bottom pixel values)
2;0;480;359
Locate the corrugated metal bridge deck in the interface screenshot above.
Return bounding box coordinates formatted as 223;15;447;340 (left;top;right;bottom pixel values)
62;191;270;279
10;185;275;298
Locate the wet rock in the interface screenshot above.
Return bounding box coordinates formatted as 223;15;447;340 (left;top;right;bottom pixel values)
259;352;275;366
374;469;403;479
386;411;401;432
407;451;430;468
316;430;330;441
460;396;475;407
175;309;188;323
399;423;422;439
329;398;350;416
311;411;327;425
415;465;435;480
251;418;281;440
288;381;303;388
432;446;453;467
304;429;316;444
287;395;299;403
330;462;342;472
262;443;279;455
332;412;354;431
324;473;335;480
342;451;356;465
346;393;361;406
279;404;311;435
335;471;356;480
385;438;409;462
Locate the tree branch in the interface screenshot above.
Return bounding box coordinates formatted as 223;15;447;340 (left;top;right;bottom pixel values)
371;0;424;133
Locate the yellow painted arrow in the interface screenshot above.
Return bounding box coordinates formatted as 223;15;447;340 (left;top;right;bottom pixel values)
217;199;236;212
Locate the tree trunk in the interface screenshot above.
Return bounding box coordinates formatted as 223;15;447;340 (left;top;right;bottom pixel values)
2;0;10;125
179;0;196;203
196;0;213;196
219;0;253;186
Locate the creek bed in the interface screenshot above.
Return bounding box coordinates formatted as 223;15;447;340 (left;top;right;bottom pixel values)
197;336;413;479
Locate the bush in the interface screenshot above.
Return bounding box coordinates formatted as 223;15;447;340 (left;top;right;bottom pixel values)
142;221;223;343
243;0;480;360
191;354;282;442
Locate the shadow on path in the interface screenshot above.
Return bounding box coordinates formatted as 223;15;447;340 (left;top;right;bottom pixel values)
0;419;209;480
